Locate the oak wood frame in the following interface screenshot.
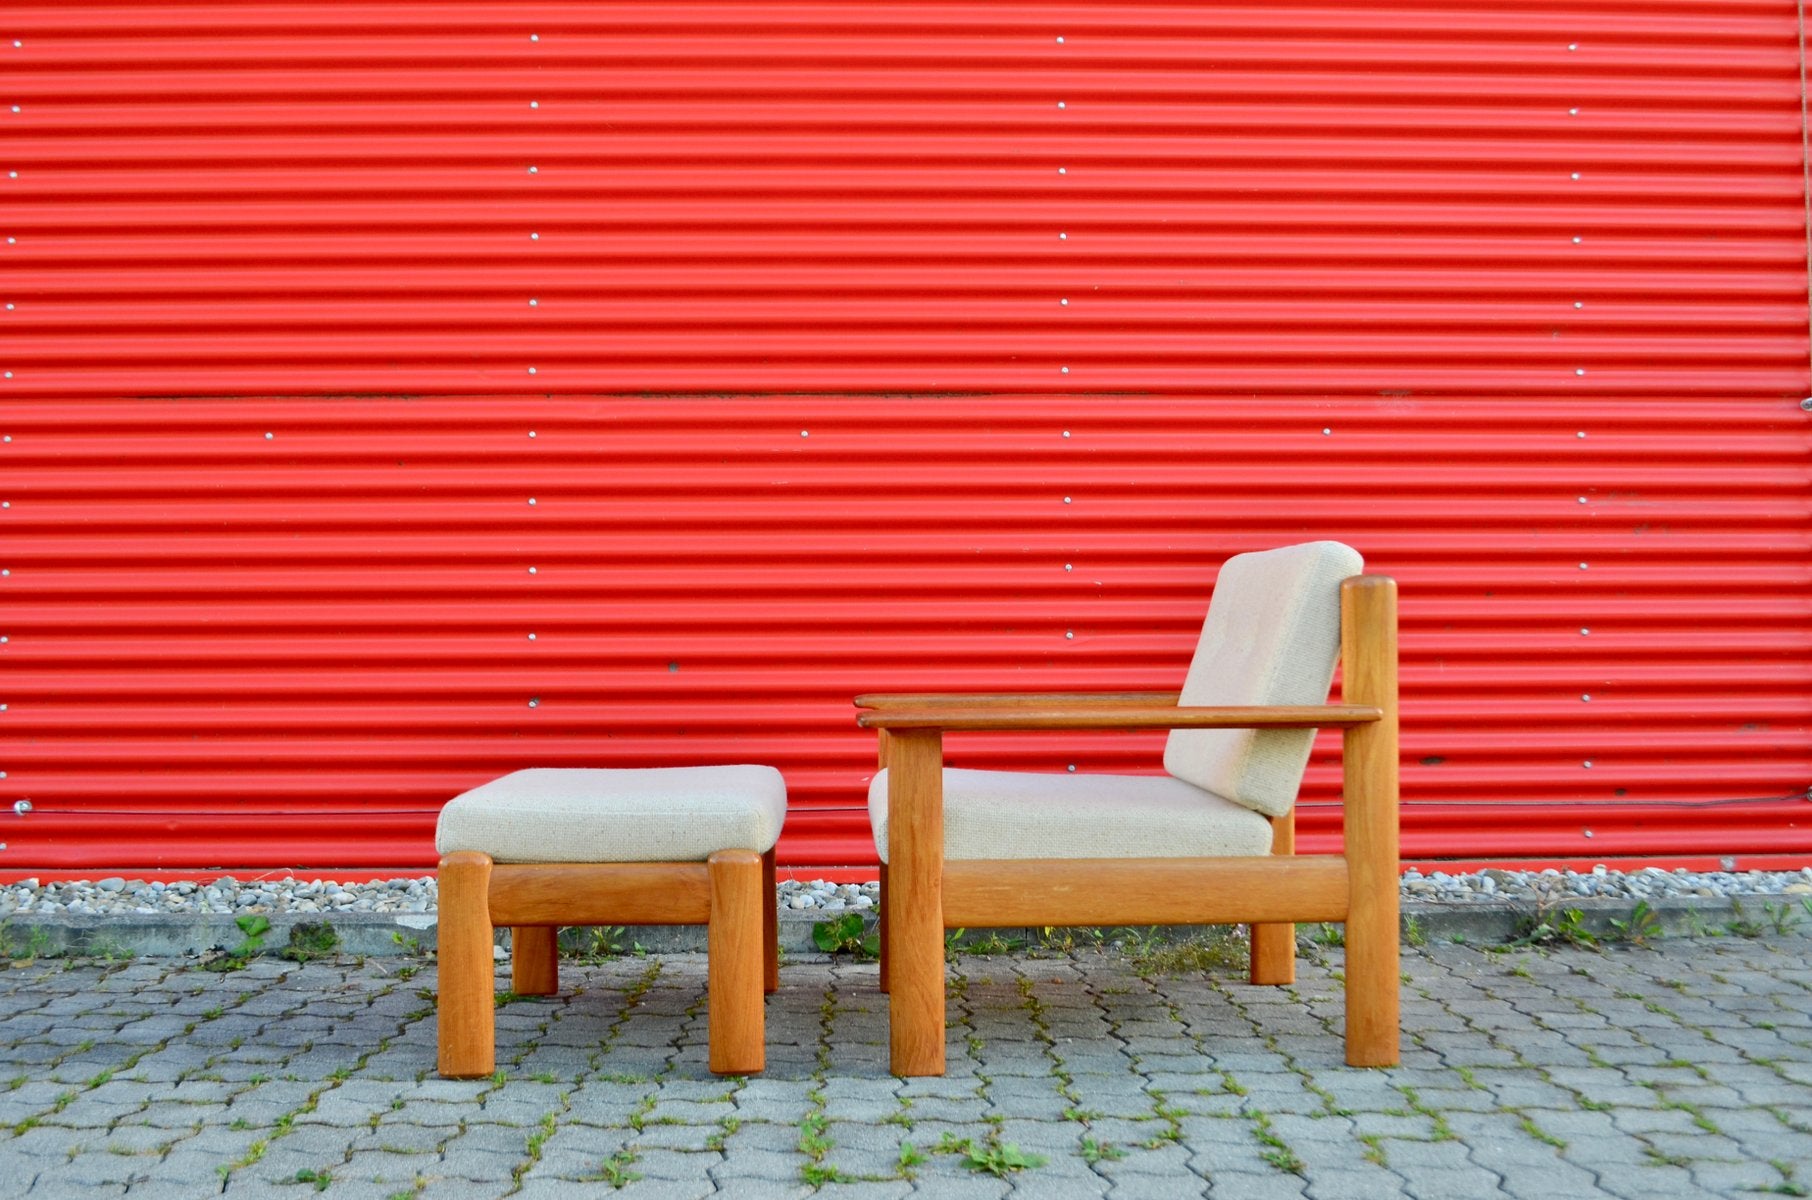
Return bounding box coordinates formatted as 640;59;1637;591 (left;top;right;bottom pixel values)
860;575;1398;1076
437;847;779;1079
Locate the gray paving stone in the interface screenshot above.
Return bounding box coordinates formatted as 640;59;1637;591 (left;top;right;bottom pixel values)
1204;1172;1309;1200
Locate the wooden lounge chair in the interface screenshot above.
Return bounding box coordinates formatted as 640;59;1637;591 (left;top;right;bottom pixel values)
856;541;1398;1076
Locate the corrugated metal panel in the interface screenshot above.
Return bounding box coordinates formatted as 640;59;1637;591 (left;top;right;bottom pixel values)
2;2;1809;873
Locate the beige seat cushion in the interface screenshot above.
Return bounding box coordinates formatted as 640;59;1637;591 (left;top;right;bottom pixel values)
1164;540;1363;818
868;766;1273;864
436;766;786;864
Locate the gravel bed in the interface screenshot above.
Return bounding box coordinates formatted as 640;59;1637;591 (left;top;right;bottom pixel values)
0;867;1807;919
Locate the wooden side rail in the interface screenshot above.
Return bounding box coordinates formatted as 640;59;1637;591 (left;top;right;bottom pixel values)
857;704;1381;732
856;691;1182;709
489;863;712;926
940;857;1349;928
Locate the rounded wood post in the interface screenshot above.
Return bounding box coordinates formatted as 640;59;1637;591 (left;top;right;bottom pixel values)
1342;575;1400;1067
511;926;558;996
708;849;765;1075
1249;810;1296;985
437;851;496;1079
761;846;779;995
887;729;945;1076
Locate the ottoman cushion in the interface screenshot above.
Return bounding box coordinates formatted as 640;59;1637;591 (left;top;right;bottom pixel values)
436;766;786;864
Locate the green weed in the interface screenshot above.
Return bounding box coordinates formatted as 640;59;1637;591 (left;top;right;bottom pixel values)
1079;1136;1126;1164
201;915;271;972
590;1149;641;1189
1608;900;1662;948
280;922;341;963
811;912;878;960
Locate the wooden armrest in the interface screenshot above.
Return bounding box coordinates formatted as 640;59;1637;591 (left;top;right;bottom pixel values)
855;704;1381;731
854;691;1181;710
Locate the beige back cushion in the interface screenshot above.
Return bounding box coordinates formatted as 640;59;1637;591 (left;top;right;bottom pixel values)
1163;541;1363;818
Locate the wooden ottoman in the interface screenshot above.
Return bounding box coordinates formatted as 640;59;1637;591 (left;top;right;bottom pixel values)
434;765;785;1078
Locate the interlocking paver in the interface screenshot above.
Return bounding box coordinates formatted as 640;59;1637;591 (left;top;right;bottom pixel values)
0;936;1798;1198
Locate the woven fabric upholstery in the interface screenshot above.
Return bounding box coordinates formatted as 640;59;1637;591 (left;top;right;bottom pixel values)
1162;541;1363;818
868;767;1273;864
436;766;786;863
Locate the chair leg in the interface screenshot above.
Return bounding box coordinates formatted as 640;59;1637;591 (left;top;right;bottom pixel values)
511;926;559;996
887;730;946;1076
708;849;765;1075
1250;811;1296;986
437;852;496;1079
761;847;779;995
1343;575;1400;1067
876;861;889;994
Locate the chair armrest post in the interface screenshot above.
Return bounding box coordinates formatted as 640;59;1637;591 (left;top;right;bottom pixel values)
1341;575;1400;1067
887;729;946;1076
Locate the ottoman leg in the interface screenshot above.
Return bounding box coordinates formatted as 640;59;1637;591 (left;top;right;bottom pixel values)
438;851;496;1079
761;848;779;994
512;926;559;996
708;850;765;1075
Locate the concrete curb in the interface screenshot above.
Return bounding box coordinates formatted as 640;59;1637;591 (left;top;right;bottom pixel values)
1;892;1798;961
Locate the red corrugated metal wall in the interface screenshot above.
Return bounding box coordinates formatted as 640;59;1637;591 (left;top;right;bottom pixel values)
3;2;1810;874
